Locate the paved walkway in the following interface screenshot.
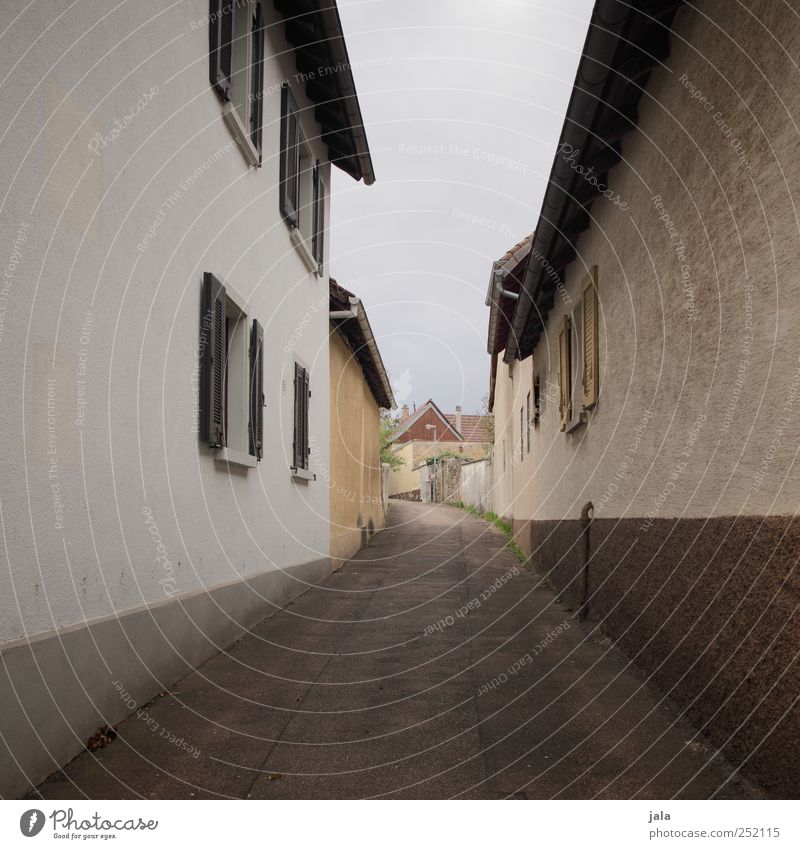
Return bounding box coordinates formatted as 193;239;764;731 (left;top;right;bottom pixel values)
34;502;758;799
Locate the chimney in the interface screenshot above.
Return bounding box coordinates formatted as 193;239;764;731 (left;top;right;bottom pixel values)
455;405;462;434
401;404;409;421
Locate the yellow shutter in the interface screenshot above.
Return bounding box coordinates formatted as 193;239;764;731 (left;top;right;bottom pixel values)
582;266;599;409
559;315;571;430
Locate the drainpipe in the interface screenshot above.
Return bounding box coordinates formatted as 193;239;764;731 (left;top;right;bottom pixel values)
330;296;360;320
494;268;519;301
578;501;594;620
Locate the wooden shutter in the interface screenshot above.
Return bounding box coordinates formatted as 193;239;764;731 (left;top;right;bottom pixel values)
249;2;264;160
302;368;310;467
526;391;531;451
294;363;309;469
558;315;571;430
249;319;264;460
209;0;234;101
582;267;599;408
279;85;299;225
312;162;325;274
201;273;226;448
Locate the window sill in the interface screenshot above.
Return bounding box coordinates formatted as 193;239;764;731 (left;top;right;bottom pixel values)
565;410;588;433
289;227;320;275
221;102;261;168
215;447;257;469
290;466;315;482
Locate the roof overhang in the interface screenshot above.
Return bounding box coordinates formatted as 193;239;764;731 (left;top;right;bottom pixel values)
330;279;394;409
503;0;683;364
274;0;375;184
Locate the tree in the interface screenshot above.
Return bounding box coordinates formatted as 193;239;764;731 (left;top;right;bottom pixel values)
380;409;405;469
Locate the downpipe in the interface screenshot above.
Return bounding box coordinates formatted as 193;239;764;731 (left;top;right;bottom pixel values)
577;501;594;620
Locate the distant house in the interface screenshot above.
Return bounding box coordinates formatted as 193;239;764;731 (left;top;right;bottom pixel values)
329;280;395;563
387;400;492;499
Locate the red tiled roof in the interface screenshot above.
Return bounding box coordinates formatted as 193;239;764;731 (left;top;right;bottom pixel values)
444;413;492;443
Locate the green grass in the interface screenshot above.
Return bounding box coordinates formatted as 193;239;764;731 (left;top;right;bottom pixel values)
460;507;528;566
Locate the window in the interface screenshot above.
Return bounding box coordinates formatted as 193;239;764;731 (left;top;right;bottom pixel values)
533;376;541;428
209;0;264;166
200;273;264;467
526;391;531;452
292;362;310;474
280;85;326;275
519;407;524;461
559;266;599;432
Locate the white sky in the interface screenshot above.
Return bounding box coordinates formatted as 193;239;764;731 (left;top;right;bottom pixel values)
330;0;594;414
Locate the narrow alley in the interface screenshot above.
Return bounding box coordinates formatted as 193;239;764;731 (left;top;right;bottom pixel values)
33;503;758;800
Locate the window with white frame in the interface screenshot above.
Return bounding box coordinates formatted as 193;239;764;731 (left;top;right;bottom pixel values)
200;273;264;467
280;85;325;275
209;0;264;166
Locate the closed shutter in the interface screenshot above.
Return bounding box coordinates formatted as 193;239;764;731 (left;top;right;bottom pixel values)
280;85;299;225
582;267;599;408
526;391;531;450
294;363;310;469
559;315;571;430
250;2;265;160
312;162;325;274
249;319;264;460
209;0;235;101
201;272;226;448
302;368;310;467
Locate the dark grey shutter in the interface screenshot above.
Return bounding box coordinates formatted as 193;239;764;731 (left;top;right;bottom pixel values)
249;319;264;460
209;0;234;101
312;162;324;274
280;85;299;225
293;363;304;467
201;273;226;448
250;3;264;160
302;368;310;467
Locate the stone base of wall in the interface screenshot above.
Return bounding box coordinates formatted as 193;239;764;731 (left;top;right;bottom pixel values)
0;557;331;799
391;490;421;501
522;515;800;797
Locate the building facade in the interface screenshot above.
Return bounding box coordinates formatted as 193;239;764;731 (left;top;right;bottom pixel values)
0;0;374;796
487;0;800;796
329;280;394;563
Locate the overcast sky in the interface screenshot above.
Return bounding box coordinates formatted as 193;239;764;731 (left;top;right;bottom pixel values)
330;0;594;415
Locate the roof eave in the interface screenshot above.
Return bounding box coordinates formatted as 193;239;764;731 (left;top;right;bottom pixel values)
504;0;683;364
275;0;375;185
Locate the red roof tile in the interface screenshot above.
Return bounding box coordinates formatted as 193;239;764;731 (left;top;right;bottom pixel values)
444;413;492;443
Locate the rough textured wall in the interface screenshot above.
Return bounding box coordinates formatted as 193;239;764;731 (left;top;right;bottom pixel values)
329;331;385;564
